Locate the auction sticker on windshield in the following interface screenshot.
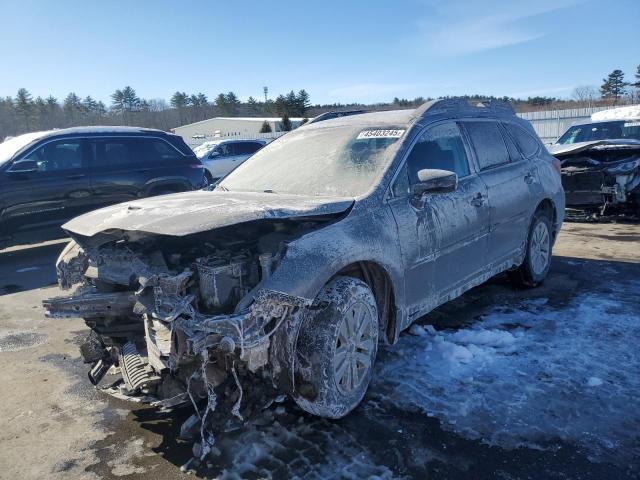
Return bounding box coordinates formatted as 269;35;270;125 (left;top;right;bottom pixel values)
357;129;405;139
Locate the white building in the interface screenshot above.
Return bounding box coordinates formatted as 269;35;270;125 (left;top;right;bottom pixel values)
171;117;308;144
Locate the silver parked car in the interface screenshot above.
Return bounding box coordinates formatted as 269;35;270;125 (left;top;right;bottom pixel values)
193;139;266;183
45;99;564;447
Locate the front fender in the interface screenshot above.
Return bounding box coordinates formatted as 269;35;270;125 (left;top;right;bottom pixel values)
260;207;405;308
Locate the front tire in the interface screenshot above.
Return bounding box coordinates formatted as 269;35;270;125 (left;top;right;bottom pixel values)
509;210;553;287
294;276;378;419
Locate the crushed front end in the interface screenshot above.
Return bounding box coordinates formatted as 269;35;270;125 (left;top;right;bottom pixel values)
43;219;323;456
553;141;640;218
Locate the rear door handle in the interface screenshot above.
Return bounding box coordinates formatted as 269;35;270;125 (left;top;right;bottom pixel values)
470;192;485;207
66;174;85;180
524;172;534;184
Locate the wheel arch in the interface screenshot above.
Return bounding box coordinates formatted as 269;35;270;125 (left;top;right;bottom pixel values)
534;198;558;241
334;261;398;344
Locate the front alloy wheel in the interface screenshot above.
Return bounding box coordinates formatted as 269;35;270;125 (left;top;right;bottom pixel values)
294;276;378;419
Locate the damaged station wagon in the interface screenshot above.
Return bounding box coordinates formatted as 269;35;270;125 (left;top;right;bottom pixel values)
45;99;564;454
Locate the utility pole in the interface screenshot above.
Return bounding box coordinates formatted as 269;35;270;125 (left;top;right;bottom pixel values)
263;86;268;103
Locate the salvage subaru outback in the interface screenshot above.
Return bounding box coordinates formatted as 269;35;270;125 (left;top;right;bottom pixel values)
45;99;564;454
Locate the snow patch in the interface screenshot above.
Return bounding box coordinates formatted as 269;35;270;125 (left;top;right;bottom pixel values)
374;288;640;464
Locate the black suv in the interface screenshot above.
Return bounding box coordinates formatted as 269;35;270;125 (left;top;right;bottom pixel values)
0;127;205;248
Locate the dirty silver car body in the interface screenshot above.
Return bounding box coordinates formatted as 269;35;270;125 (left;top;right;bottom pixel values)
45;99;564;452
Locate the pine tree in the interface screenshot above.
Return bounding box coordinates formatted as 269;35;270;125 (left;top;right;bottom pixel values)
280;113;292;131
259;120;272;133
215;93;229;115
632;65;640;89
170;91;190;124
296;89;311;116
225;92;240;115
15;88;33;130
111;87;139;124
82;96;99;115
63;92;83;124
247;96;259;113
600;69;628;103
196;93;208;105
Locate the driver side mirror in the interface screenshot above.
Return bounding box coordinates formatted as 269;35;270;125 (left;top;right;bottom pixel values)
208;151;221;159
411;169;458;198
8;159;38;174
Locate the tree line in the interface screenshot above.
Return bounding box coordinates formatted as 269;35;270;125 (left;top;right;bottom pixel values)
0;87;314;141
2;64;638;141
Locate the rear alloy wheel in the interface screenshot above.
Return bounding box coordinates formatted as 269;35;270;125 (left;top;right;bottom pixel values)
203;171;214;188
294;276;378;419
509;210;553;287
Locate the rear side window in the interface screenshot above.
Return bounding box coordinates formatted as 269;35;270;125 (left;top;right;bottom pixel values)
504;123;540;158
236;142;263;155
92;138;136;167
464;122;510;170
137;138;182;163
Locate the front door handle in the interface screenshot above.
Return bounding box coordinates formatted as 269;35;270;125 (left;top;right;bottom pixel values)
524;172;534;184
66;173;85;180
470;192;485;207
134;168;150;173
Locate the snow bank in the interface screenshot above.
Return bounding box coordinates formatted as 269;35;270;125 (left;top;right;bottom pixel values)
591;105;640;121
374;284;640;464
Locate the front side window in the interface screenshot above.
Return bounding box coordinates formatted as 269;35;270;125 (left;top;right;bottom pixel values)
405;122;470;184
217;143;235;157
219;125;405;197
464;121;510;170
21;139;83;172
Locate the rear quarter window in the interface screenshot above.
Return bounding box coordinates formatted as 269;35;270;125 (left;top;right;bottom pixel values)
504;123;540;158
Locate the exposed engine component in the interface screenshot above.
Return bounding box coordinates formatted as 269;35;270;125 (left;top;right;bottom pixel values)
195;252;257;312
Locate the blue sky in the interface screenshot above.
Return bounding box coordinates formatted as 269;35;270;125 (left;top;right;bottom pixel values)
1;0;638;105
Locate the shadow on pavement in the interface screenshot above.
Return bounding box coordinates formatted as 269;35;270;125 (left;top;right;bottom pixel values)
0;240;67;295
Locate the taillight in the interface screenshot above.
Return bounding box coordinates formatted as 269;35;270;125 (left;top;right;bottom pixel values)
190;163;204;169
552;158;561;175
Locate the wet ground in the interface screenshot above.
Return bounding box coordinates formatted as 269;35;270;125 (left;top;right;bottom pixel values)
0;223;639;480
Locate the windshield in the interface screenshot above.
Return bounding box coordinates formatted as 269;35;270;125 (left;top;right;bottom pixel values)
557;120;640;144
0;131;51;166
192;142;219;158
218;125;406;197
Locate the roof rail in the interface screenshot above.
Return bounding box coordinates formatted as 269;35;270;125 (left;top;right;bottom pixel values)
307;109;370;124
412;97;515;121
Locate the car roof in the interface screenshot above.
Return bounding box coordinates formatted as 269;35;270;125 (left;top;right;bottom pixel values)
302;98;518;131
40;126;169;137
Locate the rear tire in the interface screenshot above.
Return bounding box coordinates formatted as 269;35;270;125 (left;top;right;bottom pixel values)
203;171;214;188
294;276;378;419
508;210;553;287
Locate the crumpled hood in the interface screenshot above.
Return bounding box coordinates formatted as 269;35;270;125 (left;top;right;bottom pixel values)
63;190;354;237
549;139;640;157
